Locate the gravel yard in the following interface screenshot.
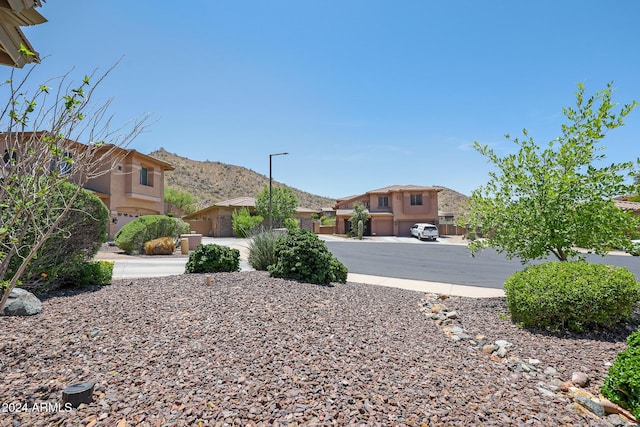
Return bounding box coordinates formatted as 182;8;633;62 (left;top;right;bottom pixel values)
1;271;636;426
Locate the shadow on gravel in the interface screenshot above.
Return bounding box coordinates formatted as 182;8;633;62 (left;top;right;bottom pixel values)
34;284;109;303
518;313;639;344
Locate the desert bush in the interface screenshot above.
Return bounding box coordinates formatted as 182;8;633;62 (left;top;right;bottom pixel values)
232;207;264;237
283;217;299;231
9;182;109;289
115;215;189;254
320;216;336;226
268;228;348;285
185;244;240;273
601;327;640;419
57;260;114;287
627;242;640;257
504;261;640;333
248;228;283;271
144;237;176;255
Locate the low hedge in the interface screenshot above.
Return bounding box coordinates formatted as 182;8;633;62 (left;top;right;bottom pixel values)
57;260;114;287
115;215;189;254
602;327;640;419
503;261;640;333
268;228;347;285
185;244;240;274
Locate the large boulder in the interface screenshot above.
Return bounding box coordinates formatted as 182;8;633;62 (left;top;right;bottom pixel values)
1;288;42;316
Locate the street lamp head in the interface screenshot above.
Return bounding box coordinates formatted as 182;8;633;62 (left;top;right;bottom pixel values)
270;152;289;157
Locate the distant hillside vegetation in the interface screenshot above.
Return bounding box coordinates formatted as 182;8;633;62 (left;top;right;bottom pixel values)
436;187;470;222
148;148;335;210
149;148;470;219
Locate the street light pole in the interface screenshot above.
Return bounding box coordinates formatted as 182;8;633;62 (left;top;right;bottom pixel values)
269;152;288;229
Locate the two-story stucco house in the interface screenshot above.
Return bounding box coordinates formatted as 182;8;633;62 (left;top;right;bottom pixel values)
1;132;174;239
85;145;174;239
334;185;442;237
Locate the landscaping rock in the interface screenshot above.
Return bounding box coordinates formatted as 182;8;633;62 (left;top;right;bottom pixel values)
571;371;589;387
1;288;42;316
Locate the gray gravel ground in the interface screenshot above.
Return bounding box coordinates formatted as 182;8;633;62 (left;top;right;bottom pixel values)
0;271;636;426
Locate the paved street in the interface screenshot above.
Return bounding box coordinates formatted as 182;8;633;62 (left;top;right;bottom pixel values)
324;236;640;288
96;234;640;298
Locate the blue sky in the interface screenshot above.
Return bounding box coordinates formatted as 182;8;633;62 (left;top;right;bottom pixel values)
11;1;640;199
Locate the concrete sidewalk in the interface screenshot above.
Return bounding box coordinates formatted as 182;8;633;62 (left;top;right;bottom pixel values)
96;235;503;298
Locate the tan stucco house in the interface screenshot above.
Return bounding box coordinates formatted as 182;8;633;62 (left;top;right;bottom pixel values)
614;199;640;216
1;132;174;239
85;146;174;239
334;185;442;236
183;197;318;237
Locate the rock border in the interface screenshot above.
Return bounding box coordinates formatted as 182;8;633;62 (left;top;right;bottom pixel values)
419;293;638;426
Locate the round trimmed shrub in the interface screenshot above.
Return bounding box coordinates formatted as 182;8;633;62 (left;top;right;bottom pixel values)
114;215;189;254
10;182;109;290
185;244;240;273
602;327;640;419
504;261;640;332
268;228;348;285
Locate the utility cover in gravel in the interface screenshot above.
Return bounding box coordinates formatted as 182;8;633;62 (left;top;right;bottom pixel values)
0;271;632;426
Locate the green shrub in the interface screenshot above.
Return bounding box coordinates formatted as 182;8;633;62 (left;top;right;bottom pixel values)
248;228;282;271
57;260;114;287
329;256;348;284
320;216;336;226
283;217;299;231
9;183;109;289
268;228;348;285
185;244;240;273
504;261;640;332
627;242;640;257
602;327;640;419
114;215;189;254
232;207;264;237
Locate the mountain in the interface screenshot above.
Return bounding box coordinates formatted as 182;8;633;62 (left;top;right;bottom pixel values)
148;148;470;219
436;187;470;221
148;148;335;210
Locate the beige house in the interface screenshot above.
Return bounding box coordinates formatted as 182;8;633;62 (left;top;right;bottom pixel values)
1;132;174;239
84;146;174;239
614;199;640;216
334;185;442;236
183;197;318;237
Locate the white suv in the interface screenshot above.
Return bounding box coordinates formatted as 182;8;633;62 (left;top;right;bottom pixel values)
410;223;439;241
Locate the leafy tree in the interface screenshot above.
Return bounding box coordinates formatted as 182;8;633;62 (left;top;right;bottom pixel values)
14;182;110;290
0;64;148;311
465;83;638;262
255;185;297;229
232;207;264;237
348;203;370;240
164;186;197;215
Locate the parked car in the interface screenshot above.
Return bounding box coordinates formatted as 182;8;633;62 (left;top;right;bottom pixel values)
410;223;439;241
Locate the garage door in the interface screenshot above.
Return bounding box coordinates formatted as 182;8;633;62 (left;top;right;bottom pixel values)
397;221;416;237
374;218;393;236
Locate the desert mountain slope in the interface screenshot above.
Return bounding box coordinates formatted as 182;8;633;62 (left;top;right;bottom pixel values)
149;148;335;210
149;148;470;218
436;187;470;221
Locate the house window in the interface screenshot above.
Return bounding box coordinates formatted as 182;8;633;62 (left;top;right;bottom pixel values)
59;152;72;175
2;149;17;165
140;167;150;186
410;194;423;206
48;152;72;175
378;196;389;207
